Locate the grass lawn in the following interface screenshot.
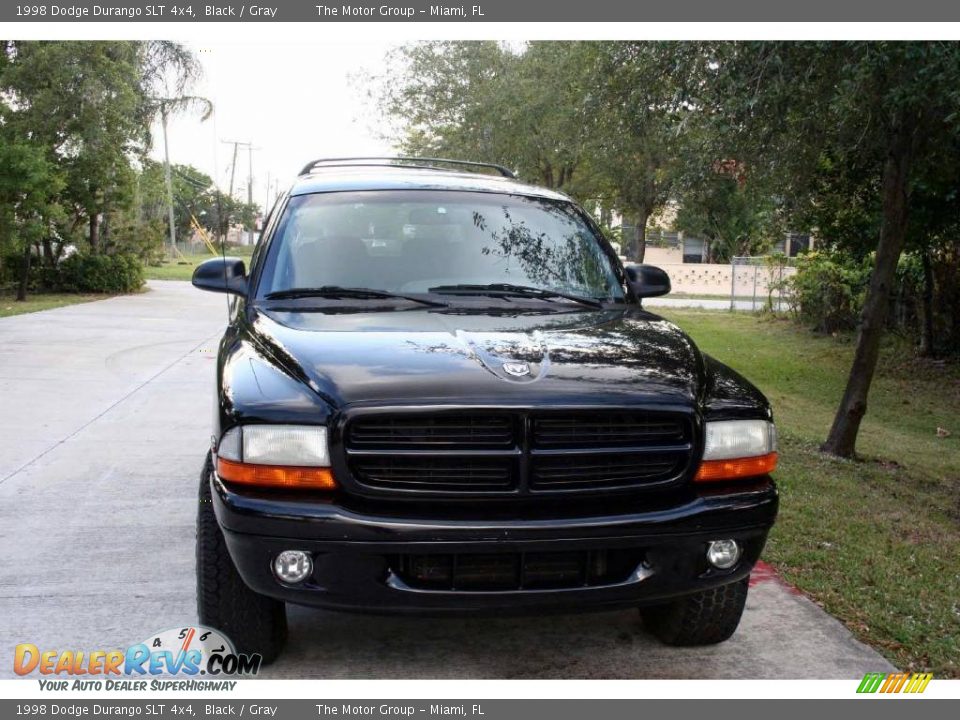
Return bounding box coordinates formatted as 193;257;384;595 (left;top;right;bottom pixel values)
0;292;111;318
659;309;960;677
145;245;255;282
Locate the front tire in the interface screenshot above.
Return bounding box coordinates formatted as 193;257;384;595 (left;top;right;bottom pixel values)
196;452;287;664
640;577;749;646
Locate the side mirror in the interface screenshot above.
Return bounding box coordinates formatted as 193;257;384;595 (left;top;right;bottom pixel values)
625;264;671;299
192;257;248;296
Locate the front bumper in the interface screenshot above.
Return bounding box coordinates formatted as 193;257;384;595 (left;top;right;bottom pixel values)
212;477;778;614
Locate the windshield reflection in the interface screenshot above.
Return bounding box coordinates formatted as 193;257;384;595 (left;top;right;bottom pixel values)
257;190;624;303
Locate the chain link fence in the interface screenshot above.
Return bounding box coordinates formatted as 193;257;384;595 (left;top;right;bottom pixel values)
730;256;797;312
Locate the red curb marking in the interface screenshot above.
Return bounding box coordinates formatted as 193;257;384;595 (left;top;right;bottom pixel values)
749;560;802;594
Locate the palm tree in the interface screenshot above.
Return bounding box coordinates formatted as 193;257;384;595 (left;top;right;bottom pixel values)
140;42;214;253
155;95;213;252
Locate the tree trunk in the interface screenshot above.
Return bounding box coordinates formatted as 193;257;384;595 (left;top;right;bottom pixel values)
89;213;100;253
632;211;649;264
821;117;915;458
541;160;554;189
162;107;177;254
918;249;936;357
42;239;55;267
16;243;31;302
102;209;110;251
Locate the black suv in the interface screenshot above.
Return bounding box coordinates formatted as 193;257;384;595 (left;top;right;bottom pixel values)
192;158;778;662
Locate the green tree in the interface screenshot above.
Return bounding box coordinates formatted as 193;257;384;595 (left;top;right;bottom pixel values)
674;169;779;262
166;163;258;243
170;163;215;239
2;42;150;255
377;41;593;190
1;41;206;299
904;147;960;357
374;42;699;261
0;131;64;299
582;42;700;261
795;137;960;357
140;41;212;251
696;41;960;457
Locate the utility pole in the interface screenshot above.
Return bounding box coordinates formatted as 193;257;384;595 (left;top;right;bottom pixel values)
225;141;239;246
222;140;253;244
161;106;176;256
265;170;271;216
247;144;254;244
226;142;239;199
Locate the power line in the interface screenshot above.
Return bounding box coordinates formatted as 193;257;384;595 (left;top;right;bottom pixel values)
221;140;260;245
172;168;212;191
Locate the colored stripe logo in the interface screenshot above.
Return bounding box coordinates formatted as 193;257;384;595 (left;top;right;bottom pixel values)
857;672;932;694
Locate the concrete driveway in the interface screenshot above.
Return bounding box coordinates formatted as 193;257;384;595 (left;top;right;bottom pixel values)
0;281;895;679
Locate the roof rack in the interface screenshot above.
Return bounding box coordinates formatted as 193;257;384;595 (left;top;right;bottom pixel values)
297;156;516;179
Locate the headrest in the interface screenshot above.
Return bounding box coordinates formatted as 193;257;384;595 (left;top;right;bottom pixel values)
408;207;470;225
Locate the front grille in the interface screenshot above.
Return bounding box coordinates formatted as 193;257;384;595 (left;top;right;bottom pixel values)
350;456;515;492
531;451;687;490
532;413;686;448
393;549;644;591
348;414;515;449
342;409;693;497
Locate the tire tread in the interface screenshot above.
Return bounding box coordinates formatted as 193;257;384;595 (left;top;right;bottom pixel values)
642;577;749;646
196;452;287;664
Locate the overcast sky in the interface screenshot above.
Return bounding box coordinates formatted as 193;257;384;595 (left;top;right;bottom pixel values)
149;41;398;213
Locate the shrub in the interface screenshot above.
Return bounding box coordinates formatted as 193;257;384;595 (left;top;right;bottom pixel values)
1;251;145;295
110;217;167;267
782;250;871;333
0;250;56;292
0;252;22;288
53;253;145;294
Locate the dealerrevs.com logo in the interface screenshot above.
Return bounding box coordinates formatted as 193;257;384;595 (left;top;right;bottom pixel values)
14;626;260;689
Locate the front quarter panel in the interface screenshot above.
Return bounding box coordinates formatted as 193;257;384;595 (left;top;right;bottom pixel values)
700;354;772;422
214;320;333;441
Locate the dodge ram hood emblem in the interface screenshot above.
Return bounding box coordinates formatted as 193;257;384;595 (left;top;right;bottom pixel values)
502;362;531;377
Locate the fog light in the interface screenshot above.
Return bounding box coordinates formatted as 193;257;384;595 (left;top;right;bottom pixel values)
706;539;741;569
273;550;313;584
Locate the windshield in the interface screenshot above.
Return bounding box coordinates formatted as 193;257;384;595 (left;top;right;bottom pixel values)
256;190;625;302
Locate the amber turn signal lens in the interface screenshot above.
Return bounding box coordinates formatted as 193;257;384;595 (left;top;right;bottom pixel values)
217;457;337;490
695;452;778;482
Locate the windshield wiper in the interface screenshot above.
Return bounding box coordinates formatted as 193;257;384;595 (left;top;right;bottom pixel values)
427;283;604;309
264;286;448;307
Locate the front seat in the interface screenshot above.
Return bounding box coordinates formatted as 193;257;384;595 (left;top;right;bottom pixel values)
292;237;371;289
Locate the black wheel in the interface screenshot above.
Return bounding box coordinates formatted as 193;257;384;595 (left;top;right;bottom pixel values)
640;577;749;646
196;452;287;664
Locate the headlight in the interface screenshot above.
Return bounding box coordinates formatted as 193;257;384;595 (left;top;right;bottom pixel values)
703;419;776;460
215;425;335;490
696;419;777;482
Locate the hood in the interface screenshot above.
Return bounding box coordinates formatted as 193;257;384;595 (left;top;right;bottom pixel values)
242;306;704;410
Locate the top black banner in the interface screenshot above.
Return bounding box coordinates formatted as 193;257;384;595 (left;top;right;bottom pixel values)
5;0;960;22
